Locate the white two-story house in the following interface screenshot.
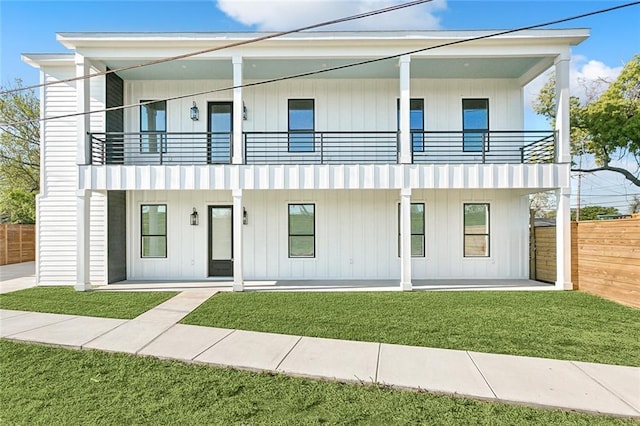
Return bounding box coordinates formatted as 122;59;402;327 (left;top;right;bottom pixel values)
23;29;586;291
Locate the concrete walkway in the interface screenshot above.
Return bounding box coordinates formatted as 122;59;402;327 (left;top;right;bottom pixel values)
1;292;639;418
0;261;36;294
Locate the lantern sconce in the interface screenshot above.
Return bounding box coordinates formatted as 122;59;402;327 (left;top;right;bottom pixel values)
243;207;248;225
190;101;199;121
190;208;199;226
242;102;248;121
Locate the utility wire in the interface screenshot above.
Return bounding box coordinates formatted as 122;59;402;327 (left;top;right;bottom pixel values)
5;0;640;126
0;0;432;96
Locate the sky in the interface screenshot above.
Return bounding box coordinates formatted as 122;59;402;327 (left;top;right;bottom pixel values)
1;0;639;212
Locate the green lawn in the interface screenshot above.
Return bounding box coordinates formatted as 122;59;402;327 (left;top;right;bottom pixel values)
183;291;640;366
0;287;177;319
0;341;633;425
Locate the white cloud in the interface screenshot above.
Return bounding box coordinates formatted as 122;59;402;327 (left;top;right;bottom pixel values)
216;0;447;31
524;55;623;110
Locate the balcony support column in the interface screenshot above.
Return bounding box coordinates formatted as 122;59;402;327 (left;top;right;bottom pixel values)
400;187;412;291
399;55;412;164
75;189;91;291
75;53;91;166
232;56;243;165
555;52;571;164
555;187;573;290
232;189;244;291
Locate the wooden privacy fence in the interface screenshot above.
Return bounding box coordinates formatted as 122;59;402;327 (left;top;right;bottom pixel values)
532;219;640;309
0;224;35;266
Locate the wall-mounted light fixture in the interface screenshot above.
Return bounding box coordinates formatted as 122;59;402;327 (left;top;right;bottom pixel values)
242;102;248;121
190;101;199;121
190;208;199;226
243;207;248;225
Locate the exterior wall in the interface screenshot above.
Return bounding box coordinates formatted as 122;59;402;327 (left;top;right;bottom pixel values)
126;188;529;281
37;64;107;285
124;78;523;134
38;65;79;284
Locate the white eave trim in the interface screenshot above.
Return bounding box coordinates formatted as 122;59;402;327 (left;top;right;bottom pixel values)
22;53;75;69
56;29;590;49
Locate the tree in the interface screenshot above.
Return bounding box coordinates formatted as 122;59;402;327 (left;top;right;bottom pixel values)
529;190;556;218
0;79;40;224
629;195;640;214
571;205;618;221
533;55;640;187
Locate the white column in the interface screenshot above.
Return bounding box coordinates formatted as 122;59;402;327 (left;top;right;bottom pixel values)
75;190;91;291
555;52;571;164
400;188;412;291
555;187;573;290
232;189;244;291
75;53;91;166
232;56;243;165
399;55;412;164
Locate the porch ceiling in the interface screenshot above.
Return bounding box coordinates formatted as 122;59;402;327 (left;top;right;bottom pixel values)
106;56;549;81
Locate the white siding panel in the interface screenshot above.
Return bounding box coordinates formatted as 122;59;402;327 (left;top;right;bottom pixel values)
126;188;528;281
38;66;78;285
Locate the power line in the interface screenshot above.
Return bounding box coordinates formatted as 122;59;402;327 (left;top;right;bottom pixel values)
0;0;432;96
5;1;640;127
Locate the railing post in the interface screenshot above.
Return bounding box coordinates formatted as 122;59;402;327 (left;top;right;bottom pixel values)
243;133;247;164
320;132;324;164
481;132;486;164
159;133;163;165
520;146;524;164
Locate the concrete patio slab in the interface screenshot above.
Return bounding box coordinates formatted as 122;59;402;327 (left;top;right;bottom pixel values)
195;330;300;371
377;344;495;398
83;319;174;354
573;361;640;413
277;336;378;383
0;309;30;320
0;311;74;337
138;324;234;360
469;352;640;417
9;316;126;348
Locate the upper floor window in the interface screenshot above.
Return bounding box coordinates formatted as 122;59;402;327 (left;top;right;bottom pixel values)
463;203;489;257
288;99;315;152
462;99;488;152
397;99;425;152
140;100;166;154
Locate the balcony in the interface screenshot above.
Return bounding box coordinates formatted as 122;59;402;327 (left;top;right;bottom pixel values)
89;130;555;166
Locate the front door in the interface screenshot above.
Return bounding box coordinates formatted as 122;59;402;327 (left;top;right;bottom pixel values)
208;206;233;277
208;102;232;164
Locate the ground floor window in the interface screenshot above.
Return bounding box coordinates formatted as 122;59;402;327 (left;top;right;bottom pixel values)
398;203;425;257
289;204;315;257
463;203;489;257
141;204;167;258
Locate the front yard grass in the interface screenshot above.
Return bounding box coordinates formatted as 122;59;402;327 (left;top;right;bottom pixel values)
183;291;640;366
0;287;177;319
0;340;634;425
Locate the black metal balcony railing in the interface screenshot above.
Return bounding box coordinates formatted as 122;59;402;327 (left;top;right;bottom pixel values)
89;132;232;165
89;130;555;166
244;131;399;165
411;130;556;164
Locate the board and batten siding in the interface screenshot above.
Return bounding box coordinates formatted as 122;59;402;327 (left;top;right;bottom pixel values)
38;64;107;285
124;78;523;134
127;188;529;281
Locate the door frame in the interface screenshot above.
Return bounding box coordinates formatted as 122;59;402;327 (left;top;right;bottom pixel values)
207;101;233;164
207;205;234;277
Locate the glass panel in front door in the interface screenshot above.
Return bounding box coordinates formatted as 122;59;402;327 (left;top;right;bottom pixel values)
210;207;232;260
208;103;232;164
